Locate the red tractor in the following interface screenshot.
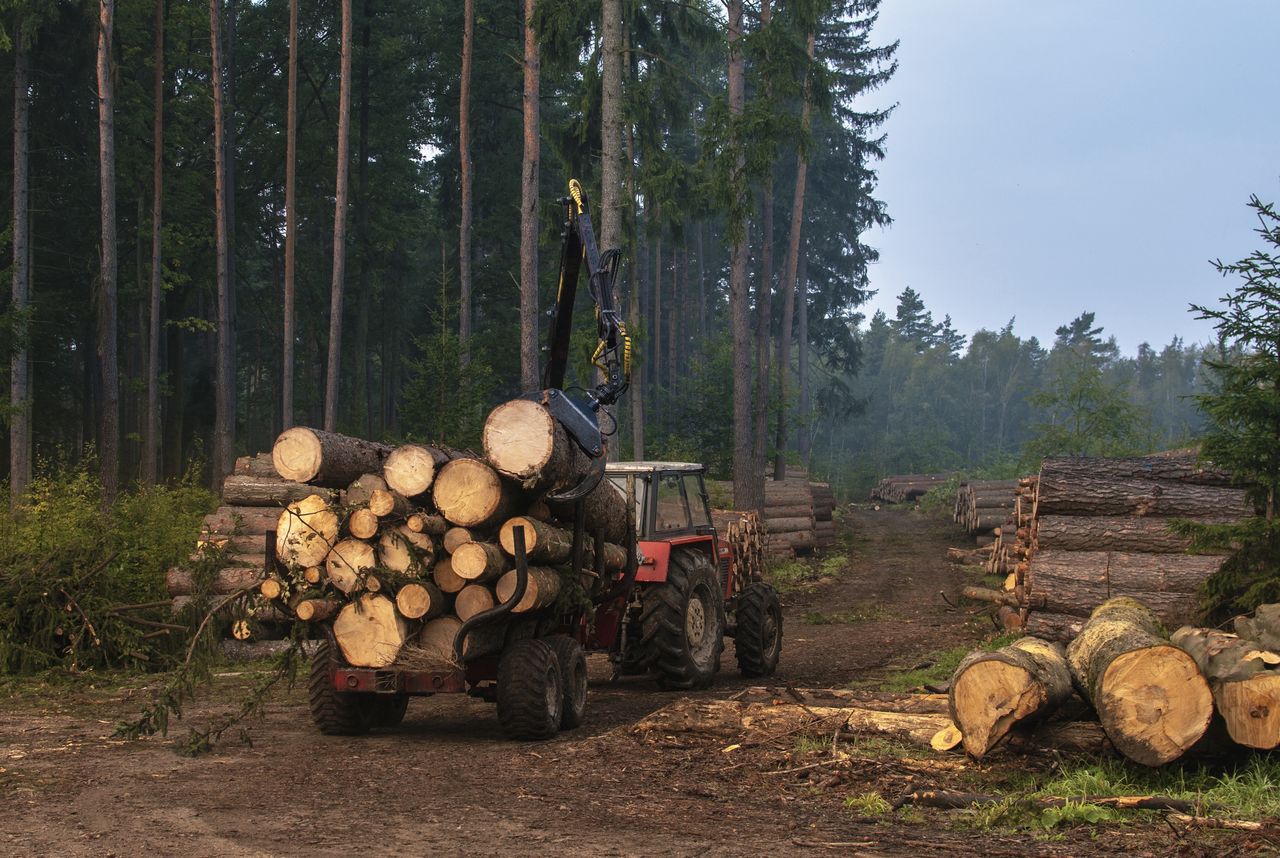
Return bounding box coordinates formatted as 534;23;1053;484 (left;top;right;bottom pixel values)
307;180;782;739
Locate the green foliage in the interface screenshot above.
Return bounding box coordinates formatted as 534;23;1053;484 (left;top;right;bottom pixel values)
765;553;846;596
399;328;498;450
0;465;217;674
865;633;1020;693
844;791;891;816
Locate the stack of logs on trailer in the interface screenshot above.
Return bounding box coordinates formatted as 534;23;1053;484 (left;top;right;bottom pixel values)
870;473;951;504
760;468;838;558
952;480;1019;546
965;450;1251;641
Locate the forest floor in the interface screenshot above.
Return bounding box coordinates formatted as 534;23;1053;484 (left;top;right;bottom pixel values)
0;507;1275;856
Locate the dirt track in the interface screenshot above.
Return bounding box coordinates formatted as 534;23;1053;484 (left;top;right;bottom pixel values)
0;508;1264;856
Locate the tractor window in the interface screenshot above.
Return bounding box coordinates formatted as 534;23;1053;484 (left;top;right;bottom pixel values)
684;475;711;528
655;473;691;531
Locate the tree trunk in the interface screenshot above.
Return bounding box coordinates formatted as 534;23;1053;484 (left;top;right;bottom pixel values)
377;526;434;574
98;0;121;500
499;515;572;563
1034;515;1209;553
282;0;298;428
348;507;379;539
518;0;540;390
772;29;815;481
355;0;373;438
166;565;262;596
295;598;340;622
483;398;589;491
1235;604;1280;651
323;0;353;432
396;581;445;621
727;0;754;513
752;0;773;510
496;567;560;613
334;593;409;667
600;0;622;252
458;0;474;365
416;615;463;663
455;583;495;621
1035;474;1251;518
1025;549;1220;623
208;0;235;488
432;458;520;530
272;426;392;486
1066;597;1213;766
443;526;474;554
341;472;386;506
1171;626;1280;750
626;91;644;458
220;474;316;506
948;636;1072;758
796;252;811;462
141;0;165;485
433;556;466;594
10;20;30;503
406;512;448;536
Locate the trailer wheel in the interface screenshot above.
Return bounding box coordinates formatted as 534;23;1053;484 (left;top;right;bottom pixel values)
546;635;588;729
308;639;373;736
640;548;725;690
369;693;409;728
733;583;783;677
496;638;563;740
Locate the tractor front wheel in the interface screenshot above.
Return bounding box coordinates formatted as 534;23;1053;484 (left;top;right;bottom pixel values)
496;638;564;740
640;548;725;690
308;639;374;736
733;583;783;677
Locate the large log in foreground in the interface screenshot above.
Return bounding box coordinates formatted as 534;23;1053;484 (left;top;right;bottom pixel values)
272;427;393;487
1172;626;1280;750
275;494;340;568
949;637;1073;758
333;593;411;668
483;398;588;492
1066;598;1213;766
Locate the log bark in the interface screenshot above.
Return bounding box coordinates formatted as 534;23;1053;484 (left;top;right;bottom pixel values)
761;504;812;518
949;637;1073;757
1235;604;1280;651
383;443;461;498
347;508;379;539
1040;452;1234;487
204;505;288;537
1026;550;1221;625
275;494;340;568
407;512;448;536
234;453;279;477
455;584;495;621
333;593;410;668
1172;626;1280;749
415;615;463;665
1035;474;1252;519
763;530;814;550
295;598;340;622
761;516;813;533
451;541;511;583
395;580;446;621
325;537;376;594
432;556;466;594
483;398;590;492
272;427;392;486
499;516;572;563
1066;597;1213;766
443;526;474;554
1035;515;1213;553
546;477;630;545
432;458;520;530
220;475;316;506
496;567;560;613
165;565;263;596
377;525;434;574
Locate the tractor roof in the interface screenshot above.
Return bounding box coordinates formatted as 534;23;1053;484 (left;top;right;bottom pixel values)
605;461;705;474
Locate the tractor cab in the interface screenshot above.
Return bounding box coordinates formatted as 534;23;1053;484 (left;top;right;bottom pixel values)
606;461;715;540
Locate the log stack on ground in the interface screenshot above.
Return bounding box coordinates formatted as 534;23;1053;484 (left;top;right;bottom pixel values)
870;473;951;504
762;478;816;558
953;480;1018;541
711;510;764;586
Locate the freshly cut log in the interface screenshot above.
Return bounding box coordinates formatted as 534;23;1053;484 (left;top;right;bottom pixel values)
452;541;511;583
221;475;317;506
1235;604;1280;651
1106;552;1226;594
234;453;279;477
342;473;386;507
1040;452;1234;487
272;427;393;487
259;577;284;600
949;637;1073;758
1034;515;1207;553
764;530;815;551
499;516;572;563
762;516;813;533
383;443;456;498
443;526;474;554
325;538;377;594
275;494;339;568
395;580;446;621
760;504;812;518
347;508;379;539
483;398;588;491
333;593;410;668
406;512;448;535
1066;597;1213;766
433;458;520;530
295;598;340;622
196;533;264;557
1035;475;1251;519
303;566;323;585
547;477;629;545
1172;626;1280;749
1024;611;1083;641
377;526;434;573
368;488;408;518
203;505;284;537
433;556;466;594
165;565;263;596
416;615;463;664
496;567;561;613
455;584;496;621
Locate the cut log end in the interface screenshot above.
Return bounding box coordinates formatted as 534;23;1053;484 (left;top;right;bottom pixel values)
952;661;1046;757
384;444;439;498
271;427;324;483
483;399;558;483
333;594;410;668
1098;645;1213;766
1215;674;1280;749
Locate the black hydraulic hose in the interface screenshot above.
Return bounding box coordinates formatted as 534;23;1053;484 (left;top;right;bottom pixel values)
453;524;530;664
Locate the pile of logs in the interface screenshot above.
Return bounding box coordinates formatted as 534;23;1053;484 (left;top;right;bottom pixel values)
810;482;837;551
711;510;765;587
952;479;1019;542
870;473;951;504
947;598;1280;766
964;450;1250;640
763;478;816;557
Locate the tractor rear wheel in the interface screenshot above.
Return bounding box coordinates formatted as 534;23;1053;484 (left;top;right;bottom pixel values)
733;582;783;677
640;548;725;690
546;635;588;729
308;639;374;735
496;638;563;740
369;693;410;728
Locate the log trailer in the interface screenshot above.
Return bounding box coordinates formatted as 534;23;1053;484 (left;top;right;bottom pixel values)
306;181;782;739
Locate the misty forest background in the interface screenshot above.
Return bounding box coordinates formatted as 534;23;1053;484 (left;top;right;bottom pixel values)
0;0;1220;511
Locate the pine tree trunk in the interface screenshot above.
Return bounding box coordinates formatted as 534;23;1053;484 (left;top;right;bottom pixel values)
519;0;540;390
354;0;372;437
1035;474;1251;518
209;0;234;488
727;0;754;512
772;29;815;481
97;0;121;500
752;0;773;507
600;0;622;251
323;0;353;432
10;20;31;503
142;0;164;485
796;252;811;462
458;0;474;365
282;0;298;428
625;73;644;458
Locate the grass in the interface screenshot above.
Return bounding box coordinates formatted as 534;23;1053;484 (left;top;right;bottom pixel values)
858;633;1021;692
844;791;892;816
765;553;848;596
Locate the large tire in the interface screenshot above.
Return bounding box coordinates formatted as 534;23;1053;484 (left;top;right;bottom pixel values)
639;547;725;690
369;694;409;728
546;635;588;729
308;638;373;736
496;638;563;740
734;582;783;677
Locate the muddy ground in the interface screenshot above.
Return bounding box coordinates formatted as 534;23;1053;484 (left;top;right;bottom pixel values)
0;507;1273;856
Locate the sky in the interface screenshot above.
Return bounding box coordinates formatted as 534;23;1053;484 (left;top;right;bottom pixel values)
859;1;1280;354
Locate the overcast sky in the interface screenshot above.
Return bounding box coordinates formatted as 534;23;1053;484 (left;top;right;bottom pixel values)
859;1;1280;353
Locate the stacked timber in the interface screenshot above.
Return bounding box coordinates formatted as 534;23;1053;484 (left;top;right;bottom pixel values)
947;597;1280;765
870;473;951;504
250;401;631;669
966;450;1250;640
952;480;1019;540
762;478;816;558
809;481;837;550
710;510;764;587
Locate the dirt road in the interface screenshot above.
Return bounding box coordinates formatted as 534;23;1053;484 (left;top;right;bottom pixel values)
0;508;1254;856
